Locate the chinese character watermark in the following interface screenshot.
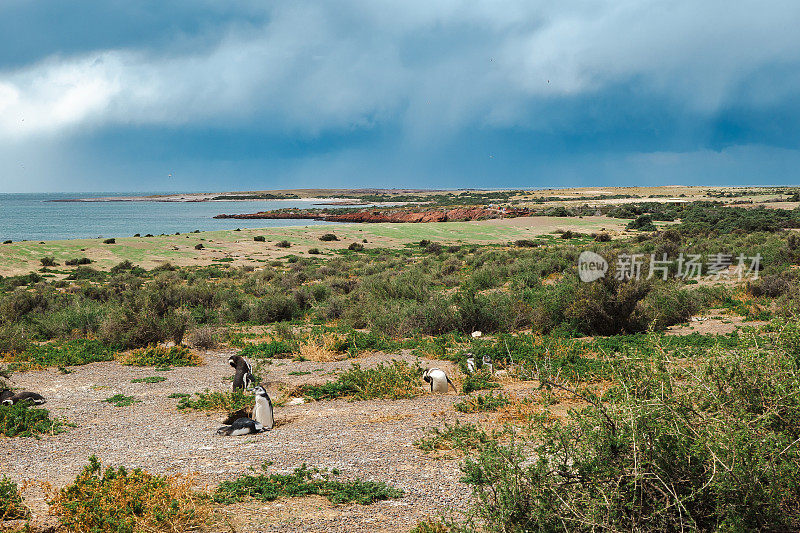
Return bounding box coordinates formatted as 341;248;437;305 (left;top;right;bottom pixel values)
578;251;761;282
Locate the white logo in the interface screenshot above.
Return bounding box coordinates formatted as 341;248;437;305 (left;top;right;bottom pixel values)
578;251;608;282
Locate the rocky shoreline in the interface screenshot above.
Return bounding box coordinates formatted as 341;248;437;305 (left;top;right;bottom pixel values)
214;206;531;223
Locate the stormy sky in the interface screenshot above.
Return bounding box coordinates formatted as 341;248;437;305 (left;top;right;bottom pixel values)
1;0;799;192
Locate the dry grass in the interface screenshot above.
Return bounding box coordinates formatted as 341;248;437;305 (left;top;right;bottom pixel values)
295;334;349;362
46;456;212;533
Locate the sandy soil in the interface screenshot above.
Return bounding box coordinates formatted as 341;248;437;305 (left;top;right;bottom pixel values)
0;351;510;532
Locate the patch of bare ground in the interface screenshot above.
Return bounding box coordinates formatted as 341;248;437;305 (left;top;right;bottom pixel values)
0;351;481;532
665;311;767;336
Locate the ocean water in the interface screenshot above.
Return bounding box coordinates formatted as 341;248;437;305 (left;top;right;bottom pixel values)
0;192;337;242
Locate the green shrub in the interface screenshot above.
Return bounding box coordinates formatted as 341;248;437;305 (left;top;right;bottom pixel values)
249;292;301;324
3;339;116;370
319;233;339;242
626;214;658;231
123;345;200;367
194;243;204;250
0;401;67;437
253;235;266;242
40;256;58;267
176;389;251;412
104;394;138;407
48;456;209;533
276;240;291;248
238;340;294;359
454;391;509;413
214;464;402;505
300;360;422;401
0;475;29;520
308;248;321;254
64;257;92;266
348;242;364;251
103;238;116;244
455;333;800;531
461;371;500;394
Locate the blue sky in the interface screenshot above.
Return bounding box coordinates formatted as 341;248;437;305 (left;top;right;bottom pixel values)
1;0;799;192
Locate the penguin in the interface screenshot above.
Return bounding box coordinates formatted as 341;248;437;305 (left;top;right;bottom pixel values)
228;355;254;391
465;354;476;374
0;390;45;405
482;355;494;375
221;385;274;428
251;385;274;430
217;417;263;436
422;368;456;393
0;389;14;405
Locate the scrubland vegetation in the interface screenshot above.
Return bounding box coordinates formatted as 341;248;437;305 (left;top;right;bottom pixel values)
3;201;800;531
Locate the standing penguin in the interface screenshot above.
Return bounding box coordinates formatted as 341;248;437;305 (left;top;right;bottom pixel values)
251;385;274;430
228;355;254;391
482;355;494;375
217;385;273;435
465;354;476;374
422;368;456;393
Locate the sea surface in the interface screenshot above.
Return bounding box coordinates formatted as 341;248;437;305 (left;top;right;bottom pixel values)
0;192;337;241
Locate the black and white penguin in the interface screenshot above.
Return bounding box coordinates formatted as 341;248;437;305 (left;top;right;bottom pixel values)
465;354;476;374
0;389;14;405
422;368;456;393
251;385;274;430
0;390;45;405
217;417;263;436
228;355;254;391
482;355;494;375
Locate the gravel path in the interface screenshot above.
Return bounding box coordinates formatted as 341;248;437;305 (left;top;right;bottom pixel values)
1;350;478;532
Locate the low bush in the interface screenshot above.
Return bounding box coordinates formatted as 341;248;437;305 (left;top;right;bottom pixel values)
187;326;217;350
455;332;800;531
319;233;339;242
176;389;251;412
103;238;116;244
0;401;67;437
104;394;138;407
300;360;422;401
276;240;291;248
238;340;294;359
348;242;364;251
253;235;266;242
214;464;402;505
461;371;500;394
40;256;58;267
2;339;116;370
122;345;201;367
194;243;204;250
48;455;209;533
308;248;321;254
627;214;658;231
414;421;490;453
454;391;510;413
65;257;92;266
0;476;29;520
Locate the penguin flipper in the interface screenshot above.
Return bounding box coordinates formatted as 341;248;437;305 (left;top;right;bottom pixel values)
446;377;456;392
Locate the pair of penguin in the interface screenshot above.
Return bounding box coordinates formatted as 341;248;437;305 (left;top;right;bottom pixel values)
1;389;46;406
465;353;493;375
217;355;273;436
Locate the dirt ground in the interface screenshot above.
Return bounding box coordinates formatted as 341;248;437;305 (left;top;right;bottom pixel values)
0;350;526;532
